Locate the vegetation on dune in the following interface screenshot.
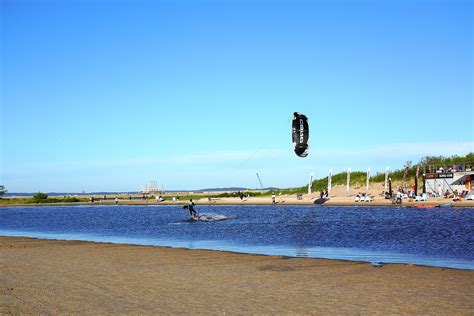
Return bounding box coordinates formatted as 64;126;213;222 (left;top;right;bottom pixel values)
214;191;265;198
421;153;474;169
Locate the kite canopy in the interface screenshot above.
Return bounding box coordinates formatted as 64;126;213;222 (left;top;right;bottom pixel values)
292;112;309;157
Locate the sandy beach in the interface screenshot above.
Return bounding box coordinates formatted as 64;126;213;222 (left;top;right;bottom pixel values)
176;183;474;207
1;236;473;314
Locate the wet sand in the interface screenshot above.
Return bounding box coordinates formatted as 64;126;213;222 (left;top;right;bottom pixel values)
1;237;473;314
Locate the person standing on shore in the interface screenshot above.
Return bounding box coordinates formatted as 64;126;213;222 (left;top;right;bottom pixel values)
271;192;276;205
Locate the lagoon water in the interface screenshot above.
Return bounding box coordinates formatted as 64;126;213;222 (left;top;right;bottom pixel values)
1;205;473;270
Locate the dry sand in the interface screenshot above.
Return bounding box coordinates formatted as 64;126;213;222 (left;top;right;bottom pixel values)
70;184;474;207
196;183;474;207
1;236;473;315
105;184;474;207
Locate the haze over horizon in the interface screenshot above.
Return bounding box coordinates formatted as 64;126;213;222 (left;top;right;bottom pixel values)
2;0;473;193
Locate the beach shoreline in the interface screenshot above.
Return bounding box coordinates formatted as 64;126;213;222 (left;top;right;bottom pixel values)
2;195;474;207
3;184;474;207
1;236;473;314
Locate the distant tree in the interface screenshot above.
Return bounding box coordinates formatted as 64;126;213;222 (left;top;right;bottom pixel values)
33;192;48;200
0;185;7;198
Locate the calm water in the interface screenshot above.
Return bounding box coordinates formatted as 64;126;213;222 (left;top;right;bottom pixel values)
1;205;473;270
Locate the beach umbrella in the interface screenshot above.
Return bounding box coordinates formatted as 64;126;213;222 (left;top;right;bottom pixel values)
384;167;389;192
308;172;314;194
292;112;309;157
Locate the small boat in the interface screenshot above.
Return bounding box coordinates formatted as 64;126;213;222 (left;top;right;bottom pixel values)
411;204;436;209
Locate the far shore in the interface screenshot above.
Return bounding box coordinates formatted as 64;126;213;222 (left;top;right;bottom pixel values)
3;184;474;207
2;197;474;207
2;195;474;208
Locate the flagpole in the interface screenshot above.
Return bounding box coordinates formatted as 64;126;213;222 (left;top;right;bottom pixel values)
328;169;332;196
347;168;351;195
308;172;314;195
366;168;371;192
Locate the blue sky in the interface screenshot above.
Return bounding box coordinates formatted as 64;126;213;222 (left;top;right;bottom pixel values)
1;0;473;192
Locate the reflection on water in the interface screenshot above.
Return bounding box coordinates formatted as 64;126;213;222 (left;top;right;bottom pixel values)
1;205;473;270
295;247;309;257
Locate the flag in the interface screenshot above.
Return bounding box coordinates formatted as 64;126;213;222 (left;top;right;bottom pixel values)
415;165;419;196
347;168;351;194
402;166;409;190
366;168;371;191
328;169;332;195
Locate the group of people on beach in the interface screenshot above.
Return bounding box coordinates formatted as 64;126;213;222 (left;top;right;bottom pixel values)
319;190;329;199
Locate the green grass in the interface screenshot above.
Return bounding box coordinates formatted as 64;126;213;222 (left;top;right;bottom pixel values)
0;197;86;204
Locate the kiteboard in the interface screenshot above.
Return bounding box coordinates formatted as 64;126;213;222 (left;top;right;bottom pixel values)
189;214;228;222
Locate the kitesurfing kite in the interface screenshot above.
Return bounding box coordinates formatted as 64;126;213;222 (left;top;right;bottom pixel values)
292;112;309;157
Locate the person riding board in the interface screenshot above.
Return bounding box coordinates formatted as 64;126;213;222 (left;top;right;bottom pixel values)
187;199;197;218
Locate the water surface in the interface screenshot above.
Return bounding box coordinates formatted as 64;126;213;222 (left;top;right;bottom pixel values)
1;205;473;269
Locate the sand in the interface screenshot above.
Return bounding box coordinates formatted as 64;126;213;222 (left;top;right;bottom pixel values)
1;237;473;314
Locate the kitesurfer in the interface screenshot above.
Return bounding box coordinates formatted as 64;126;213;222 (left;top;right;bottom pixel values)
188;199;197;218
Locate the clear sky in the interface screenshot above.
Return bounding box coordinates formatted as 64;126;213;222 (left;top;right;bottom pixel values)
1;0;473;192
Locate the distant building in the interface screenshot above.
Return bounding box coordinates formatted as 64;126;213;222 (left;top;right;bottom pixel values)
139;180;161;195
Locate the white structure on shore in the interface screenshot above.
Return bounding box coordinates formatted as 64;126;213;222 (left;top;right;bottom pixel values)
424;169;473;195
139;181;161;194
